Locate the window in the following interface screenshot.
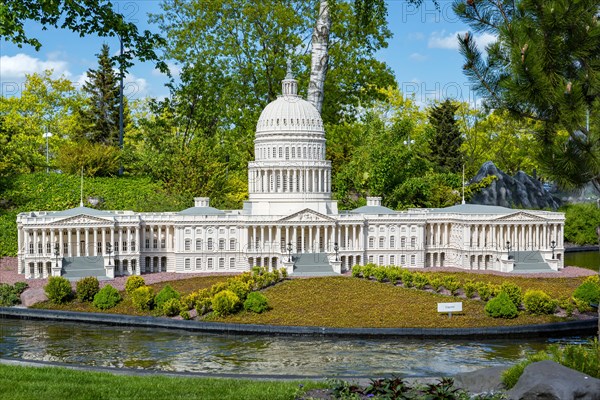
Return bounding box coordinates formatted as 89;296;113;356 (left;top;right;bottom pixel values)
390;255;395;265
114;241;119;252
390;236;396;248
184;239;191;251
207;258;214;269
278;147;282;158
46;242;51;254
292;147;295;158
219;238;225;250
400;237;406;248
63;242;68;255
97;242;102;254
400;255;406;265
195;258;202;270
145;238;150;249
368;237;374;249
410;237;416;248
37;242;42;254
379;255;384;265
122;241;128;252
160;238;165;249
285;147;289;160
379;237;385;249
131;241;136;252
196;239;202;251
185;228;191;235
29;242;34;254
229;239;236;251
184;258;191;270
207;238;213;251
229;257;235;269
153;238;158;248
219;257;225;269
410;255;416;266
195;228;201;235
368;255;374;263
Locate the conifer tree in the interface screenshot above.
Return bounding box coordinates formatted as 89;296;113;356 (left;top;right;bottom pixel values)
428;99;463;173
453;0;600;191
79;44;124;145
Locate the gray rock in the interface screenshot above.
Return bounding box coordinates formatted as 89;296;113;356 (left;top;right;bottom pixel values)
507;360;600;400
469;161;560;210
20;288;48;307
453;366;506;394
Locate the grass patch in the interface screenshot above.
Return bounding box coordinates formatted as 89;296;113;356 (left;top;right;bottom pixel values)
0;364;323;400
212;277;570;328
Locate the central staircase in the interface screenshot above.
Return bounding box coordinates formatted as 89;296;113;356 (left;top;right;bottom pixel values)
291;253;336;276
509;251;555;273
62;256;110;280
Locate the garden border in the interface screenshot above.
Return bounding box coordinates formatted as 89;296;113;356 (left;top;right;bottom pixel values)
0;307;597;339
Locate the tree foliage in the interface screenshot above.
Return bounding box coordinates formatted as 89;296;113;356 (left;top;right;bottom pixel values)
427;99;463;173
454;0;600;192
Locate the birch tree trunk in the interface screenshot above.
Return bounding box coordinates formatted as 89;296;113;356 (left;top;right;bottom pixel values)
307;0;331;114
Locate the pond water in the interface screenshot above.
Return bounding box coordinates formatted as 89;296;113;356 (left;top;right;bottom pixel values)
0;318;591;377
565;250;600;271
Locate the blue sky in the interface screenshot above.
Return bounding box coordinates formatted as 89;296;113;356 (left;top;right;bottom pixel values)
0;1;494;108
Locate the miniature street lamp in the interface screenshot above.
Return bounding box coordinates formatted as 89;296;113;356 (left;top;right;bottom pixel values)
54;243;60;270
107;243;113;266
287;242;292;262
334;242;339;262
43;130;52;174
550;240;556;259
506;241;511;252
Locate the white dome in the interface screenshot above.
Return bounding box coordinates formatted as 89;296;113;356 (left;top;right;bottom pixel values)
256;72;323;135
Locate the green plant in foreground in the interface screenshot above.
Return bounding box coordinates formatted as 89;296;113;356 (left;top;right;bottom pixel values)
93;285;121;310
0;282;28;306
162;298;182;317
243;292;270;313
413;272;429;289
463;280;476;299
212;289;240;316
573;279;600;306
125;275;145;296
44;276;73;304
523;290;556;315
154;284;180;310
76;276;100;302
131;286;154;311
500;282;523;308
484;292;518;319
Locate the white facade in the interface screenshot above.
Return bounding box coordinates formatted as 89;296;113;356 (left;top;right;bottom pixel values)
16;72;565;279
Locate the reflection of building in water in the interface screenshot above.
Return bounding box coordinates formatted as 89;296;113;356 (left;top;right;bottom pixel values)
16;68;564;279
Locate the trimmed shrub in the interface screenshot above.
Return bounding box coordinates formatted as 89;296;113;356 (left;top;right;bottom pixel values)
93;285;121;310
351;265;362;278
523;290;556;315
227;279;251;301
76;276;100;302
463;280;477;298
558;297;575;317
195;296;212;316
476;282;493;301
210;282;229;297
386;267;402;284
154;284;180;310
279;267;288;279
362;264;375;279
428;276;443;292
125;276;145;296
131;286;154;311
485;291;519;318
372;267;387;282
0;284;21;306
400;270;414;287
162;298;182;317
413;273;429;289
442;276;461;295
500;282;523;308
212;290;240;317
13;282;28;295
180;310;191;320
573;280;600;305
243;292;270;313
44;276;73;304
574;297;592;312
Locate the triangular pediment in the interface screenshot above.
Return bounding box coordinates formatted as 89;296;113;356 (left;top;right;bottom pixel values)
279;208;335;222
56;214;113;224
494;211;547;222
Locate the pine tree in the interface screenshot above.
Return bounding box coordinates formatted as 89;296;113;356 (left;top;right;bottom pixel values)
79;44;124;145
454;0;600;192
428;99;463;173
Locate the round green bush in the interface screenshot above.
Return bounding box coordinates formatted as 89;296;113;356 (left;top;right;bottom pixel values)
243;292;270;313
500;282;523;308
162;298;182;316
573;280;600;305
463;280;477;298
212;290;240;317
413;272;429;289
278;267;288;279
125;275;146;296
93;285;122;310
523;290;556;315
485;291;519;318
44;276;73;304
351;265;363;278
442;275;461;295
76;276;100;302
401;270;414;287
476;282;493;301
131;286;154;311
372;267;387;282
227;278;251;301
13;282;28;295
154;284;180;310
386;267;402;284
0;284;21;306
180;310;191;320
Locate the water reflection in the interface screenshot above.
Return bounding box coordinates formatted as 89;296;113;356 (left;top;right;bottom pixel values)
565;250;599;271
0;318;591;377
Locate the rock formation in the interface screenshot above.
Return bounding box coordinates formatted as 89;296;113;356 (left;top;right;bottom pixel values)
469;161;560;210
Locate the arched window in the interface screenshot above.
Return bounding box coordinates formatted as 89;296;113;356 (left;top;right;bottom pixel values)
184;239;191;251
229;239;236;251
195;239;202;251
207;238;213;251
390;236;396;248
285;147;289;160
379;237;385;249
368;237;374;249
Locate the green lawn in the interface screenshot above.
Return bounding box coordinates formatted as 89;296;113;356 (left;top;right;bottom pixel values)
0;364;323;400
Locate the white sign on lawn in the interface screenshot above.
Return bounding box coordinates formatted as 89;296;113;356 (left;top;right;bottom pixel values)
437;302;462;318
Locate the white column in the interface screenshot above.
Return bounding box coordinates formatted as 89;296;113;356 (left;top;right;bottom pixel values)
93;228;98;256
344;225;349;250
101;229;106;255
41;229;46;255
150;226;155;249
252;226;257;250
309;226;313;252
291;226;297;252
158;225;162;250
301;226;305;253
119;228;123;256
59;229;64;256
76;229;81;256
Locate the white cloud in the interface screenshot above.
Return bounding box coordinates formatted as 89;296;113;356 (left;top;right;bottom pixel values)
428;30;498;51
409;53;427;62
0;53;71;79
123;73;148;99
152;62;181;77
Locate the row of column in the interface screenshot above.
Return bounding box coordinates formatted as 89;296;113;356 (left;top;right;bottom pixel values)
427;223;452;246
249;168;331;194
247;224;364;253
256;144;325;161
22;226;140;257
469;223;563;250
143;224;174;251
